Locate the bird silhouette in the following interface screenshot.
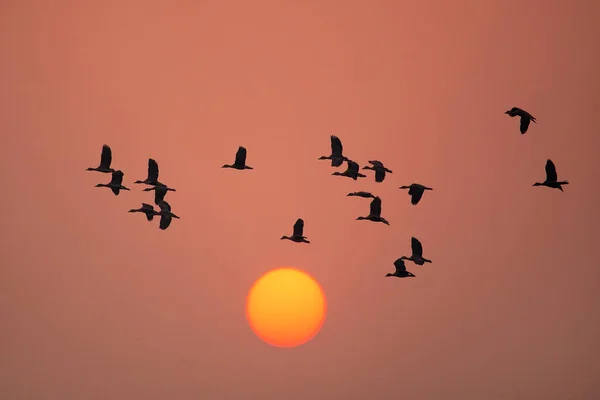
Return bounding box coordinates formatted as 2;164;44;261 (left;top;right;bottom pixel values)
86;144;115;173
347;191;376;198
143;184;174;204
356;196;389;225
399;183;433;205
318;135;349;167
533;159;569;191
95;170;130;195
281;218;310;243
362;160;393;183
134;158;176;190
332;160;366;180
505;107;537;134
385;258;415;278
222;146;253;170
128;203;159;221
156;201;180;230
401;237;432;265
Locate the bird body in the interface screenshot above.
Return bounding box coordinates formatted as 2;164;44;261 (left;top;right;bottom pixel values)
362;160;393;183
86;144;115;173
95;170;130;195
399;183;433;205
332;160;366;180
533;159;569;191
281;218;310;243
386;258;415;278
505;107;537;134
356;197;389;225
156;201;180;230
319;135;349;167
347;191;376;198
223;146;253;170
128;203;159;221
401;237;432;265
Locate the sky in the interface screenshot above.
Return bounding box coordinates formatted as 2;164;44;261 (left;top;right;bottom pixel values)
1;0;599;398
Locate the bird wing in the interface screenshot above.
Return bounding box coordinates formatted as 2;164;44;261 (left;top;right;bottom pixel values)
393;258;407;272
293;218;304;237
358;191;374;198
158;201;171;212
411;237;423;257
100;144;112;168
370;197;382;217
141;203;154;211
369;160;383;168
347;160;359;174
111;170;124;185
330;135;343;156
235;146;247;166
154;186;167;203
375;169;385;183
148;158;159;181
520;116;531;134
545;159;558;182
411;188;424;205
159;215;172;230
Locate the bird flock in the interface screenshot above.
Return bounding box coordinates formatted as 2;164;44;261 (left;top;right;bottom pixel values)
86;106;569;279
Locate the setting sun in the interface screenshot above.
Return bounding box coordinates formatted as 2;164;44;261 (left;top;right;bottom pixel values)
245;268;327;348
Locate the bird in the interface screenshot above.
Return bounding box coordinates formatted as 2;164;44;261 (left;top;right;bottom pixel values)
143;184;173;205
347;191;376;198
533;159;569;191
280;218;310;243
128;203;159;221
505;107;537;134
401;237;432;265
134;158;176;189
156;201;180;230
385;258;415;278
332;160;366;180
399;183;433;205
356;196;389;225
318;135;349;167
86;144;115;173
362;160;393;183
222;146;253;170
95;170;130;195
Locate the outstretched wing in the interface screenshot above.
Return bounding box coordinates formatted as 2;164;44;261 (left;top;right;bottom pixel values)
393;258;407;273
293;218;304;237
375;169;385;183
369;160;383;168
148;158;159;181
411;237;423;257
331;135;343;157
154;186;167;204
111;170;124;186
520;116;531;134
545;159;558;182
100;144;112;168
411;187;424;205
158;201;171;212
347;160;359;174
141;203;154;211
370;197;382;217
235;146;247;166
159;215;172;230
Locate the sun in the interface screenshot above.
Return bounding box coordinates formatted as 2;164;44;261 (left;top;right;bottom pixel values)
245;267;327;348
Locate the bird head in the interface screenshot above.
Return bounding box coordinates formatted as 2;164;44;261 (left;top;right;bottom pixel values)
134;180;144;184
142;187;154;192
280;236;289;240
532;182;542;186
356;216;365;220
385;273;393;277
86;167;95;171
318;156;328;160
94;183;103;187
172;214;181;219
222;164;232;168
399;185;410;189
128;209;137;213
331;172;343;176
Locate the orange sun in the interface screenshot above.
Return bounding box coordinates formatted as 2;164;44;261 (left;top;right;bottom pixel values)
245;267;327;348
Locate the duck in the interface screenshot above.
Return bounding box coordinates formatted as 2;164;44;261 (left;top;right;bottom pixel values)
280;218;310;243
95;170;130;195
505;107;537;134
128;203;159;221
401;237;432;265
222;146;253;170
86;144;115;173
156;201;180;230
347;191;376;198
332;160;366;180
356;196;389;225
134;158;176;190
533;159;569;191
399;183;433;205
143;184;174;205
385;258;415;278
362;160;393;183
318;135;349;167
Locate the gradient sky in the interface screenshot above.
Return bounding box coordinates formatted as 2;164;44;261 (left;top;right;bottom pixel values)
2;1;600;398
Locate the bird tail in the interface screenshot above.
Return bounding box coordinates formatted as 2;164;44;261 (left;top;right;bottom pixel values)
558;181;569;185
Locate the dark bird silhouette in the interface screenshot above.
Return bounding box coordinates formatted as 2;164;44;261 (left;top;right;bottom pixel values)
385;258;415;278
128;203;159;221
156;201;180;230
356;196;389;225
401;237;432;265
86;144;115;173
134;158;176;190
332;160;366;180
399;183;433;205
347;191;376;198
318;135;349;167
222;146;253;170
143;184;173;204
281;218;310;243
505;107;537;134
362;160;393;183
533;159;569;191
95;170;130;195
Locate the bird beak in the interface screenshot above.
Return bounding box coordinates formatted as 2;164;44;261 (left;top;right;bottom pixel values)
504;111;509;114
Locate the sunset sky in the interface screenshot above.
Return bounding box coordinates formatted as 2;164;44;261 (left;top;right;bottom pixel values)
2;0;600;398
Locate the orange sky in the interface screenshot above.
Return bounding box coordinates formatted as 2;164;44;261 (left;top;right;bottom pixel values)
2;0;600;398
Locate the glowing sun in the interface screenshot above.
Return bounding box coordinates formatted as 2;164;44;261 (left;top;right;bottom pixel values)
246;267;327;348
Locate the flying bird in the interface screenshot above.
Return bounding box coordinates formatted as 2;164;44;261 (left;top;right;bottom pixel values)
156;201;180;230
128;203;159;221
347;191;376;198
134;158;176;189
505;107;537;134
280;218;310;243
95;170;130;195
86;144;115;173
385;258;415;278
222;146;253;170
318;135;349;167
401;237;432;265
399;183;433;205
533;159;569;191
332;160;366;180
362;160;393;183
356;196;389;225
143;184;174;204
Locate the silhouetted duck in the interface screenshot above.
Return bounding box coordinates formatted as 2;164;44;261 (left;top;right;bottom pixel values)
401;237;432;265
222;146;253;170
156;201;180;230
356;196;389;225
281;218;310;243
399;183;433;205
347;191;375;198
318;135;349;167
128;203;159;221
143;184;173;205
533;159;569;191
95;170;130;195
362;160;393;183
385;258;415;278
134;158;175;190
505;107;537;134
332;160;366;180
86;144;115;173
